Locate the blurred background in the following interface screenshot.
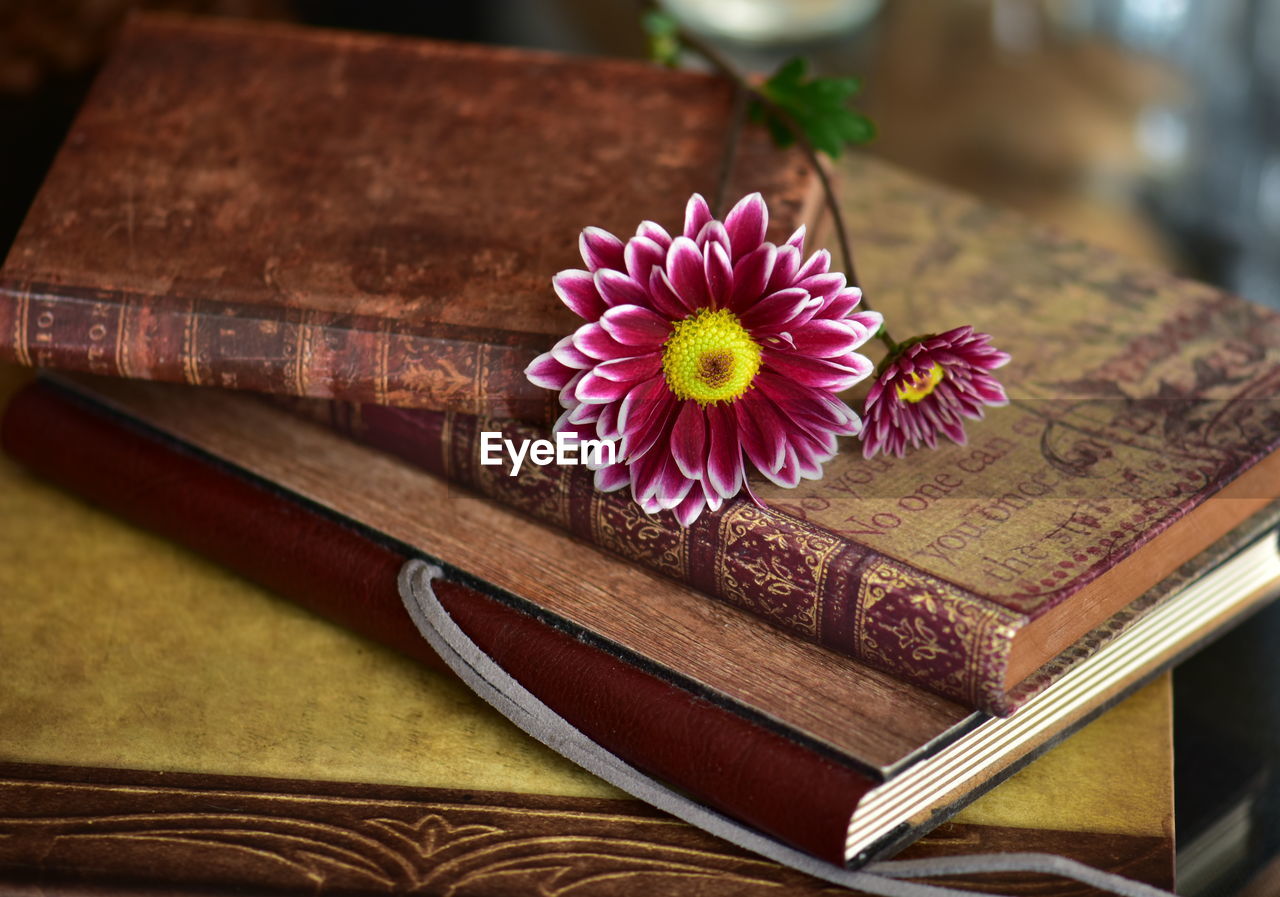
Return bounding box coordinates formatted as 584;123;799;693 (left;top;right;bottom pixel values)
3;0;1279;308
2;1;1278;895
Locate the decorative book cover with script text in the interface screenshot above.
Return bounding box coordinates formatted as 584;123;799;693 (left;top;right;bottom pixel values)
307;156;1280;714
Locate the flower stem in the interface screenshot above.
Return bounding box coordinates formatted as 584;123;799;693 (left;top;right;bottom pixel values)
664;16;901;354
712;82;749;217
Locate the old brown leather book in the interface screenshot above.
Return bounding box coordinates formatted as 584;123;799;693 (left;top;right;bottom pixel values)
0;14;817;422
5;13;1279;721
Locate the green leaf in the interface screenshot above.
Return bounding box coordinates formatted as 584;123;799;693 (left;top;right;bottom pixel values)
756;56;875;157
642;10;681;67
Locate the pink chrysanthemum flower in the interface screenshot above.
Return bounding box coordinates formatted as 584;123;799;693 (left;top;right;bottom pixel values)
526;192;881;526
860;326;1012;459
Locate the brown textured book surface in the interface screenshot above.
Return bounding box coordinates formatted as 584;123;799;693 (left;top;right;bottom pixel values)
302;152;1280;714
20;371;1279;870
0;364;1175;894
0;14;816;422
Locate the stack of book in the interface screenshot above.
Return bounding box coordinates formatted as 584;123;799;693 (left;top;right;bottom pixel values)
1;12;1278;892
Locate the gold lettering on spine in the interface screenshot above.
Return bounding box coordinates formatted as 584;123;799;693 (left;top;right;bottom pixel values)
474;343;492;418
115;297;132;377
294;310;315;397
13;286;31;367
31;303;56;365
376;318;392;405
182;299;203;386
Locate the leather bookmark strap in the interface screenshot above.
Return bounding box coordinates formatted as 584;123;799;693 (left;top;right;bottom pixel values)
398;559;1175;897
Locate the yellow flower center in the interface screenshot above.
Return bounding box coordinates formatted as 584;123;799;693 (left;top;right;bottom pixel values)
896;362;945;403
661;308;761;405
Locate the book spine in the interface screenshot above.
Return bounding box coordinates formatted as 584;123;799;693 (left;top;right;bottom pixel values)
322;403;1027;715
0;379;875;866
0;279;557;424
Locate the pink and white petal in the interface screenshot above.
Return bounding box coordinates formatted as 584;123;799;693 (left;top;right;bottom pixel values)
759;444;802;489
940;418;968;445
648;267;693;318
551;406;580;436
596;400;622;441
735;393;786;474
666;236;710;310
582;436;623;471
724;192;768;261
846;308;880;332
790;319;864;357
864;378;886;409
568;401;603;426
790;437;828;481
673;488;708;527
820;288;865;321
593;352;662;382
972;375;1009;405
616;375;667;444
739;287;811;331
766;245;801;293
829;351;876;380
624;236;667;286
696;220;731;255
638;492;663;515
553;270;608;321
547;332;591;368
795;272;846;303
785;223;806;252
795;248;831;282
706;403;745;499
702;480;724;514
684;193;713;240
559;371;585;409
621;387;677;461
861;422;886;459
761;350;865;391
654;457;695;510
525;348;577;391
575;369;632;404
630;431;691;510
600;304;672;348
704;241;733;309
670;399;708;479
756;373;862;435
573;322;629;361
580;227;626;272
761;330;796;350
636;220;672;249
595;269;648;308
727;243;776;312
629;447;664;504
595;462;631;492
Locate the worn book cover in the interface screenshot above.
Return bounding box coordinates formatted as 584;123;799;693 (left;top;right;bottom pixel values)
6;371;1276;872
0;365;1177;894
0;14;817;422
301;153;1280;713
